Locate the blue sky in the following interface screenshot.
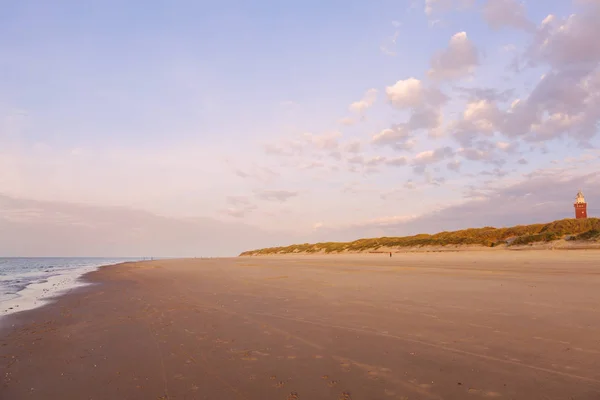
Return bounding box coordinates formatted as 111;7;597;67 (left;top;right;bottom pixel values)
2;0;600;255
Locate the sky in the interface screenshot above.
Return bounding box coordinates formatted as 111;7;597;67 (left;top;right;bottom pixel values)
2;0;600;256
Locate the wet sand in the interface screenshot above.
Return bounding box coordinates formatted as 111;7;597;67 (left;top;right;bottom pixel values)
2;252;600;399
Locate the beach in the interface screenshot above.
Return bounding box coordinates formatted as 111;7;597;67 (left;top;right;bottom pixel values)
2;252;600;399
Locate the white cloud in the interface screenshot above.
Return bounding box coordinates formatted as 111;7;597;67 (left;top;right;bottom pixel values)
451;99;503;145
411;146;454;173
349;88;378;114
386;78;448;109
382;78;447;142
428;32;479;81
413;146;454;165
386;78;426;108
372;125;416;151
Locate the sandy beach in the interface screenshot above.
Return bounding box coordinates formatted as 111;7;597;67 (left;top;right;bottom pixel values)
2;252;600;399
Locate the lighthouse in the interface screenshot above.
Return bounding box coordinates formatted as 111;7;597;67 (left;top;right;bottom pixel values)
574;190;587;219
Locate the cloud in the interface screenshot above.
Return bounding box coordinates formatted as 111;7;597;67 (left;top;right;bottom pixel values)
381;78;447;143
443;27;600;147
386;156;409;167
343;140;362;154
453;86;514;103
263;142;300;156
447;159;461;171
372;125;416;151
349;88;378;114
254;189;299;202
227;195;252;206
386;78;425;108
302;131;342;151
263;131;342;158
457;146;498;163
496;141;519;152
483;0;534;31
339;117;356;126
223;196;259;218
411;146;454;173
347;155;388;172
0;194;284;257
234;165;280;183
450;99;503;146
480;167;509;178
527;7;600;68
407;106;443;131
314;168;600;242
221;205;257;218
428;32;479;81
503;68;600;144
385;78;447;109
380;30;400;56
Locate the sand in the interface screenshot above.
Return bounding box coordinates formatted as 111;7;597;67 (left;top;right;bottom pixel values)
2;252;600;399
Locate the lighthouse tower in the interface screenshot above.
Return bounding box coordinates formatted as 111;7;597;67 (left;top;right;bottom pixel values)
574;190;587;219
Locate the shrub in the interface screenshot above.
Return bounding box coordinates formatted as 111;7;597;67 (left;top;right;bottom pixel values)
240;218;600;255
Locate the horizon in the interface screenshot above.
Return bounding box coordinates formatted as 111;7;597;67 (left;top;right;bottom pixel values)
3;215;599;257
2;0;600;257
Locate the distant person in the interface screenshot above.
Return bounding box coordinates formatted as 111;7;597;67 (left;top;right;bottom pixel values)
389;252;392;258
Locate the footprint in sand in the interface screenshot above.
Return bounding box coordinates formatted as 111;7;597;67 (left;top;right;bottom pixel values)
338;392;352;400
287;391;299;400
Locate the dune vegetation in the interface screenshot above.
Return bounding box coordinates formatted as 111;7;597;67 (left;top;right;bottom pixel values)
240;218;600;256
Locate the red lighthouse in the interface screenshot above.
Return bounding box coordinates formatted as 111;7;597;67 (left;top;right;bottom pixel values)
574;190;587;219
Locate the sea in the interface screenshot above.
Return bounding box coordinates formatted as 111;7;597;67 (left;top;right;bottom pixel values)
0;257;141;320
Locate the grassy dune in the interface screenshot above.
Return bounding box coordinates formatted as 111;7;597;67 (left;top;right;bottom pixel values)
240;218;600;256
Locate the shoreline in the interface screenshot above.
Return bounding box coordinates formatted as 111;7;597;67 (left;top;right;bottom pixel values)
0;259;140;325
2;255;600;399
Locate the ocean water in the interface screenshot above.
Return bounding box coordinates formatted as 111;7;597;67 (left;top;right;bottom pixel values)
0;257;140;319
